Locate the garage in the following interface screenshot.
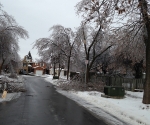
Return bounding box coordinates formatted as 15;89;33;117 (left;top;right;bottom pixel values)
35;70;43;75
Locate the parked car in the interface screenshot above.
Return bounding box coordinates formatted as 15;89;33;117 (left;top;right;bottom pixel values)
19;69;28;75
23;71;28;75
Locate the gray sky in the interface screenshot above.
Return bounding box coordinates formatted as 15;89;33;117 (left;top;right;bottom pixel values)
1;0;82;60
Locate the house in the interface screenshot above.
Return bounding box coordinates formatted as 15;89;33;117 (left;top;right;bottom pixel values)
20;51;47;75
21;51;33;74
32;62;46;75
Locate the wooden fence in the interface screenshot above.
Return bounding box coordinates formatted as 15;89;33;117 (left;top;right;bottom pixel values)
90;75;145;91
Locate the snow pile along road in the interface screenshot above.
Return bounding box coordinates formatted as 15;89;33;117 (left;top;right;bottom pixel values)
0;75;24;102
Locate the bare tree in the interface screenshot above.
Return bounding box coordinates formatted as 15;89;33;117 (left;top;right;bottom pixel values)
49;25;77;80
75;0;116;83
0;4;28;74
34;25;77;80
110;25;145;77
75;0;115;28
33;38;60;77
76;24;112;83
111;0;150;104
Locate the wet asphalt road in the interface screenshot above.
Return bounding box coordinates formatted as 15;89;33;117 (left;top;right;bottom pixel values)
0;76;108;125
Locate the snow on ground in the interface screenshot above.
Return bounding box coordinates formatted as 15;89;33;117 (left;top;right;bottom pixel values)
45;75;150;125
1;74;149;125
0;75;24;103
0;92;21;102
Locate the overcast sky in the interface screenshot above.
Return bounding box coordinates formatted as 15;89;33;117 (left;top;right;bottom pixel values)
1;0;82;61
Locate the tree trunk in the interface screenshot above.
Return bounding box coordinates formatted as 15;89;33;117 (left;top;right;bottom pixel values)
53;62;56;77
85;65;90;84
0;65;2;75
143;27;150;104
9;61;17;78
67;56;70;80
58;63;61;77
0;59;5;75
140;0;150;104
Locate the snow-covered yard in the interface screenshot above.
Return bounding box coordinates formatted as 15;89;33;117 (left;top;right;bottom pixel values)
45;75;150;125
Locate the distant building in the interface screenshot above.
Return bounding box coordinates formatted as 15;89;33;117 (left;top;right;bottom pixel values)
21;51;33;74
32;61;46;75
19;51;47;75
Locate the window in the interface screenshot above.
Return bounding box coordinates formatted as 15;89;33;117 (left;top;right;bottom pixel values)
23;64;27;67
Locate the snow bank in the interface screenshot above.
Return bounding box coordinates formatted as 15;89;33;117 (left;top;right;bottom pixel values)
0;75;24;103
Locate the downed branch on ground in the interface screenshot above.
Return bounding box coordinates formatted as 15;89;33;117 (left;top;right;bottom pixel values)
56;78;105;92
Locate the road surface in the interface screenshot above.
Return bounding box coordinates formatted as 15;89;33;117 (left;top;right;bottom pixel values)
0;76;107;125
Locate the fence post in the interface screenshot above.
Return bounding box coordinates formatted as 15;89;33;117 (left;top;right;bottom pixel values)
136;79;137;89
130;79;132;91
133;79;136;91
